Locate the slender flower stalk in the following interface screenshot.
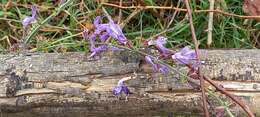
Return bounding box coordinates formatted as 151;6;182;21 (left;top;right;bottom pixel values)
184;0;209;116
145;55;169;75
24;0;74;44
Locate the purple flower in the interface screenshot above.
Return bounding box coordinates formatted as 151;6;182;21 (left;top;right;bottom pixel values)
112;78;129;96
158;64;170;75
106;21;128;45
148;36;172;57
22;5;37;28
89;33;96;52
145;55;170;75
93;16;128;45
94;24;108;35
172;47;197;64
82;28;88;41
100;32;109;42
145;56;157;71
88;16;128;58
93;16;102;28
89;44;108;57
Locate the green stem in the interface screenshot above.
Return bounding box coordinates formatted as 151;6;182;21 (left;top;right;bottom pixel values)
24;0;73;44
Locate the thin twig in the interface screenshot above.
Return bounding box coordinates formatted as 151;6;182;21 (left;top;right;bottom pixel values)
207;0;215;48
101;3;260;19
120;8;142;28
110;43;255;117
118;0;123;23
183;0;209;116
102;7;114;22
203;76;255;117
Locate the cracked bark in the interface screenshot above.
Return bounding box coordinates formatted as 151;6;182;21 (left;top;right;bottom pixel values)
0;49;260;117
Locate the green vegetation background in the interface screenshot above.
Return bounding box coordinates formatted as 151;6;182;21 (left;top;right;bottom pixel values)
0;0;259;53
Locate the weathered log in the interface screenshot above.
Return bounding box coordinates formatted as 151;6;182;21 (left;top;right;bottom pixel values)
0;49;260;117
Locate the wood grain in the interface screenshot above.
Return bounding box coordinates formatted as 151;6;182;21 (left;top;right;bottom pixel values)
0;49;259;116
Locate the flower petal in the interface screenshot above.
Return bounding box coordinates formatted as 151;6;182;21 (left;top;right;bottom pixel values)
113;78;130;96
145;56;159;72
22;5;37;28
112;86;122;96
93;16;102;28
89;33;96;52
148;36;172;56
172;47;197;65
100;32;109;42
156;44;172;56
121;85;130;94
106;21;128;45
145;56;154;65
31;5;37;18
95;24;109;35
158;65;169;75
89;44;108;57
22;17;35;28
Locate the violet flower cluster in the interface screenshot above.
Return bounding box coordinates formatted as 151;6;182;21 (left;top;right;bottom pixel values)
22;5;37;28
86;16;127;57
83;16;129;97
145;36;199;75
147;36;198;67
85;16;200;97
